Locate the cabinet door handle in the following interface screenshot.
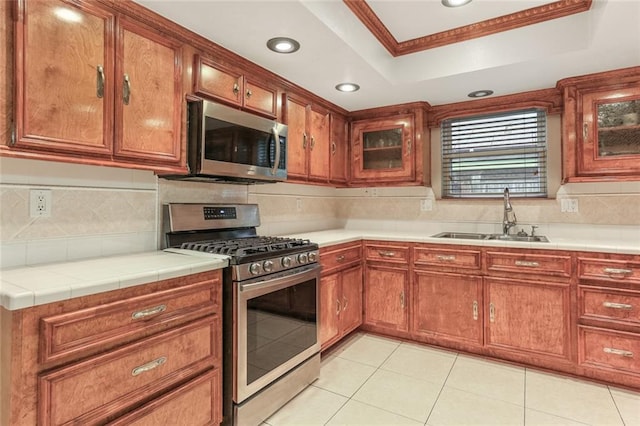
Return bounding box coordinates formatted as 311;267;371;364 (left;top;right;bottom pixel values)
406;139;412;155
400;291;405;309
378;250;396;257
473;301;478;320
331;142;336;155
233;82;240;95
336;255;345;263
246;89;252;99
96;65;105;99
515;260;539;267
436;254;456;262
132;304;167;320
123;74;131;105
131;356;166;376
303;132;307;149
603;267;633;277
489;302;495;322
602;301;633;310
343;296;348;311
583;123;588;139
310;135;315;150
603;347;633;358
336;299;341;316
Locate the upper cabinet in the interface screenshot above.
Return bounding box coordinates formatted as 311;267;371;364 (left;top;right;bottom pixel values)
193;55;277;119
349;103;429;186
12;0;184;171
329;113;349;185
558;67;640;181
11;0;185;173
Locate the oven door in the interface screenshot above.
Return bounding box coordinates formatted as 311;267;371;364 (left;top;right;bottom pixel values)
234;264;320;403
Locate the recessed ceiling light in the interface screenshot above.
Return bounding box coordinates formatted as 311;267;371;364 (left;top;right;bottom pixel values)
468;90;494;98
335;83;360;93
266;37;300;54
441;0;472;7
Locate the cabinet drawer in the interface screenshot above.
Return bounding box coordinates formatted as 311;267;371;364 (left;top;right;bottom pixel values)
320;243;362;273
365;243;410;264
579;326;640;375
38;316;219;426
578;258;640;286
414;246;481;270
580;286;640;326
107;368;221;426
40;276;220;364
486;251;571;278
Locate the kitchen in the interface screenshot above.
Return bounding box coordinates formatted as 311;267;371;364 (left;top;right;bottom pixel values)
1;0;639;425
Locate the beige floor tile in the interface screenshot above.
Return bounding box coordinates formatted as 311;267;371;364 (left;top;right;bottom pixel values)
332;333;401;367
264;385;348;426
525;370;623;426
314;355;376;397
352;368;442;422
427;387;524;426
380;342;456;386
525;409;591;426
326;399;423;426
609;387;640;426
445;355;525;405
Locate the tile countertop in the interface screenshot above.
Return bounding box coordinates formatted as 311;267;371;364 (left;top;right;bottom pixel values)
284;229;640;255
0;250;229;311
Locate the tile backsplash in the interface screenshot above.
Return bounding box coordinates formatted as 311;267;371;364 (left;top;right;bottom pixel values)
1;157;638;268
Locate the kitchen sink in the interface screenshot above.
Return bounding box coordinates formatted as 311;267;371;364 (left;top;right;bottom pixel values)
432;232;549;243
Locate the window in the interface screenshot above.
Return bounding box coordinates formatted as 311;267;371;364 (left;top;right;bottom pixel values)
441;108;547;198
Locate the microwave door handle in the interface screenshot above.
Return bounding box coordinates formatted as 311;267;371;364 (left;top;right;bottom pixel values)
271;126;281;175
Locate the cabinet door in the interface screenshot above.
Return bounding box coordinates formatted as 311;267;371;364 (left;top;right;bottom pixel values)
330;114;348;184
194;55;243;106
351;115;415;183
413;271;483;345
485;277;570;360
320;273;341;349
579;88;640;176
114;18;182;165
244;78;277;118
15;0;114;155
285;96;309;180
341;265;363;335
363;264;409;332
308;107;330;181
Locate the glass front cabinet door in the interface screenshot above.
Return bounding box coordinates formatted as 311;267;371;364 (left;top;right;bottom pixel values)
351;115;415;183
580;87;640;176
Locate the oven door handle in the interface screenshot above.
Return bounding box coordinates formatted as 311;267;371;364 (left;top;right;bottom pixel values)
240;264;320;297
271;125;281;176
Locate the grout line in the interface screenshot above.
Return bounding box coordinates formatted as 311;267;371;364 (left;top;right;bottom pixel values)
523;368;527;426
424;351;459;425
607;385;627;426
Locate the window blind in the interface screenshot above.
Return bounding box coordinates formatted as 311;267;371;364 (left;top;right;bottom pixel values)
441;108;547;198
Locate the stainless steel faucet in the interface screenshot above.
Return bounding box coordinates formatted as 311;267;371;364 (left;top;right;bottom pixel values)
502;187;517;235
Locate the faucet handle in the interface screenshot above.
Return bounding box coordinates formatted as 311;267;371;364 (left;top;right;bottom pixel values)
530;225;538;237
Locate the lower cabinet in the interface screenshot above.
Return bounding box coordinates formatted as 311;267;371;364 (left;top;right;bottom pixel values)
363;265;410;333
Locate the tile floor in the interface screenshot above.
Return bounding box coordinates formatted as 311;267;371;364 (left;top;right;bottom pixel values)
264;332;640;426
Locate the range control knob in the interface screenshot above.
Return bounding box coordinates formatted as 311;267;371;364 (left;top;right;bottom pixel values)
281;256;292;268
249;263;261;275
263;260;274;272
298;253;309;264
308;252;318;262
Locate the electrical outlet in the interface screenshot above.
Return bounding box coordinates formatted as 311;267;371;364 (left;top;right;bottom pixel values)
560;198;579;213
30;189;52;218
296;198;302;212
420;199;433;211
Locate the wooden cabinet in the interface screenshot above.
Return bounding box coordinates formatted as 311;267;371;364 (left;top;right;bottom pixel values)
329;113;349;184
558;66;640;181
319;242;363;350
362;241;410;334
12;0;184;172
1;271;223;426
351;115;415;183
193;54;277;118
577;253;640;388
284;94;331;182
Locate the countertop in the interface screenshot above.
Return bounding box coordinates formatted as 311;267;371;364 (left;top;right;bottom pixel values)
0;250;228;311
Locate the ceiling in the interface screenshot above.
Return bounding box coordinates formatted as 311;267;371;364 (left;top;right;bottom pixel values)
136;0;640;112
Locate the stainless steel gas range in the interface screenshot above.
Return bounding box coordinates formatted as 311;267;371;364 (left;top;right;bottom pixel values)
163;203;321;426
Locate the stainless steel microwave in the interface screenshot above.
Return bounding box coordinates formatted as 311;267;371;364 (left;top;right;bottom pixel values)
167;100;287;183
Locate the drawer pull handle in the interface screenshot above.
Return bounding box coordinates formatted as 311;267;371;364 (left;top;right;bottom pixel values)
336;255;345;263
603;268;633;277
515;260;539;267
436;255;456;262
602;302;633;310
379;251;396;257
489;302;495;322
603;347;633;358
132;304;167;320
472;301;478;321
132;356;167;376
